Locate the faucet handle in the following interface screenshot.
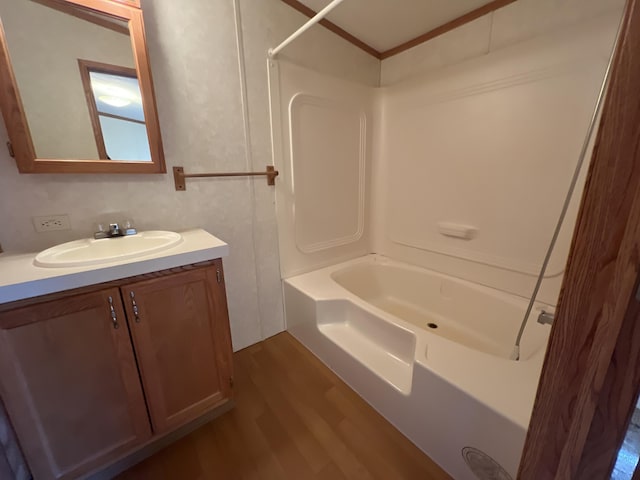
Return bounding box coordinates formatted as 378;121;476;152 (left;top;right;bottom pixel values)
123;219;137;235
94;221;135;239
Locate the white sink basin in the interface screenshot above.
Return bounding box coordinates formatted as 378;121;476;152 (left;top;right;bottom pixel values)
34;231;183;268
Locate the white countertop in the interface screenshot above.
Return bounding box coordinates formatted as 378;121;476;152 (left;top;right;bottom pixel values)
0;229;229;304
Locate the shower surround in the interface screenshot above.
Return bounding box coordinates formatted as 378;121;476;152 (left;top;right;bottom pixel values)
271;7;622;480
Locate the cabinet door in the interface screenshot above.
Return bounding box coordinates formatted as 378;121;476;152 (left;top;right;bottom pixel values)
0;288;151;480
122;260;233;434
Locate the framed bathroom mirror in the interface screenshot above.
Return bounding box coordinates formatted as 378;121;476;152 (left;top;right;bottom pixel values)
0;0;166;173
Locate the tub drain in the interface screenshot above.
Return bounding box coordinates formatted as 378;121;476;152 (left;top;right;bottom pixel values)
427;323;438;329
462;447;512;480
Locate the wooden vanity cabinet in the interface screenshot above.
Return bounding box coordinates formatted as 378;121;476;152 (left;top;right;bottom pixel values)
0;288;151;480
0;260;233;480
121;264;233;434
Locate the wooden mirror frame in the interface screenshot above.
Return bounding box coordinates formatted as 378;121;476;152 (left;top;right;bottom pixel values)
0;0;166;174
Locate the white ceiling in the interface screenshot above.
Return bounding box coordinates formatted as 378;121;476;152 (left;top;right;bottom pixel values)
298;0;497;53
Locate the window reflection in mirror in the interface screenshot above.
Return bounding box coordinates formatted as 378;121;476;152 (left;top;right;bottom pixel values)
0;0;152;162
78;60;151;161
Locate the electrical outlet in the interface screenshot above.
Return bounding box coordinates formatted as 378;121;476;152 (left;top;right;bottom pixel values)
32;215;71;233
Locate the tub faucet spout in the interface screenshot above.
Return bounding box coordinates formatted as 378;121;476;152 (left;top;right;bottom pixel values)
537;311;554;325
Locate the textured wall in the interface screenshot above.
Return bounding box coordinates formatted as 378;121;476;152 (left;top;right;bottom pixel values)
0;0;379;350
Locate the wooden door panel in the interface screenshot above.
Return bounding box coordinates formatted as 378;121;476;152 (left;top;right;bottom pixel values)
0;288;151;480
122;261;233;434
518;0;640;477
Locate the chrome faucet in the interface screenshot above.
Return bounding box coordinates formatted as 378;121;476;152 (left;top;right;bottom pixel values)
537;310;554;326
94;221;137;239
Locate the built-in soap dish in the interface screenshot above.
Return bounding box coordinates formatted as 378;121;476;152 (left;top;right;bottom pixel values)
437;222;478;240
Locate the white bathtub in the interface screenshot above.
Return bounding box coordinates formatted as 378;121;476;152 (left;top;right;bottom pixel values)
284;254;551;480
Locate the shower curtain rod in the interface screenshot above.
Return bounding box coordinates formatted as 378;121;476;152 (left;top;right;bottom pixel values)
268;0;346;58
509;13;624;362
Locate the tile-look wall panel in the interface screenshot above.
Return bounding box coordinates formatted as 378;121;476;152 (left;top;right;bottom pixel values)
0;0;379;349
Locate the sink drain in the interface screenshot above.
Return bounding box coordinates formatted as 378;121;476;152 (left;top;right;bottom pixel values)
462;447;512;480
427;323;438;329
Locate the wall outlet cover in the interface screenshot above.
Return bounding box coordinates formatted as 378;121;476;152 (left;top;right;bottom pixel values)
32;215;71;232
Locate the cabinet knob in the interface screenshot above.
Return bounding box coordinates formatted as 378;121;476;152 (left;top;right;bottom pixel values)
130;291;141;323
108;296;119;329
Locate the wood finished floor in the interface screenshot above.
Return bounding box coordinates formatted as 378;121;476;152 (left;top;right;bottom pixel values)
117;332;451;480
